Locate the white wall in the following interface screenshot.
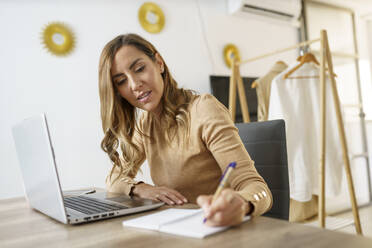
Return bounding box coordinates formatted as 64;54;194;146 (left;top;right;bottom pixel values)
0;0;299;199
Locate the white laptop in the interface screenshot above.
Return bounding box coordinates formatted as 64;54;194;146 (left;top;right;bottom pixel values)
12;113;163;224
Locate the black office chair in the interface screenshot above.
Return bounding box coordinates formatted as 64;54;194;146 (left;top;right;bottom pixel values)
236;119;290;220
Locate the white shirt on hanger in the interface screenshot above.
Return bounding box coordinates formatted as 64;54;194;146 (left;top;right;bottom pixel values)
268;62;343;202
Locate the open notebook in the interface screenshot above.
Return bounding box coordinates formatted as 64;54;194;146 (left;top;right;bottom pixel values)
122;208;251;239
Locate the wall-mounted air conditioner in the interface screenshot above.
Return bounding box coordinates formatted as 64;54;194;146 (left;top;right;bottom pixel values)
227;0;302;27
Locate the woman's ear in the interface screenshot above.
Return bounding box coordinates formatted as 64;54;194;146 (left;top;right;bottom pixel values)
155;53;165;73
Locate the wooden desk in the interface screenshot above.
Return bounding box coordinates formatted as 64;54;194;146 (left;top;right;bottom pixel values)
1;197;371;248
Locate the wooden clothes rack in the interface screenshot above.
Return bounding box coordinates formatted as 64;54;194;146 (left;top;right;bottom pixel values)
229;29;362;235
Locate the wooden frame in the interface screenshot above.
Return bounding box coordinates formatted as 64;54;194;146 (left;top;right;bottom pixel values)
229;29;362;235
305;0;372;206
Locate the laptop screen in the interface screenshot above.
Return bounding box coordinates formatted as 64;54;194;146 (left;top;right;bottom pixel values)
12;114;68;223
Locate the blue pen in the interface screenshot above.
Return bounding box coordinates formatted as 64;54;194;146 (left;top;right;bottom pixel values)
203;162;237;223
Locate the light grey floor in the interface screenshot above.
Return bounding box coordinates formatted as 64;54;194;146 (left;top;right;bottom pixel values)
304;204;372;238
331;204;372;238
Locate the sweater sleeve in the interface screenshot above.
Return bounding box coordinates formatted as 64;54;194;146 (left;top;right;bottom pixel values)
105;121;146;196
197;94;273;216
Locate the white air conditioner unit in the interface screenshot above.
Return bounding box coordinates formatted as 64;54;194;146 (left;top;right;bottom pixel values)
227;0;302;27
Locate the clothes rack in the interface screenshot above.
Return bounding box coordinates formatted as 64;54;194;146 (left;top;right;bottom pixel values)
228;29;362;235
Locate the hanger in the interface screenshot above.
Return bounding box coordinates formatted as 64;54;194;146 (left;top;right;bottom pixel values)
283;53;319;79
252;60;287;89
251;80;258;89
284;52;337;79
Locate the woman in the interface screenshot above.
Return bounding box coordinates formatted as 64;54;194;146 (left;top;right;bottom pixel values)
98;33;272;226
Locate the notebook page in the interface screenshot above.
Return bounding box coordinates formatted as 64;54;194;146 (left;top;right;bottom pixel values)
160;211;250;238
123;208;250;238
122;209;202;231
159;210;227;238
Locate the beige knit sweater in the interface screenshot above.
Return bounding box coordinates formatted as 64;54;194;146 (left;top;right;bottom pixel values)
106;94;272;216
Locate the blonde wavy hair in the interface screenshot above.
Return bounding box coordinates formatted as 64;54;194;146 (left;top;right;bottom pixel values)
98;33;195;183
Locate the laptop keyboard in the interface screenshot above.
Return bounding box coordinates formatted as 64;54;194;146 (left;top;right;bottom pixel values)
64;195;127;215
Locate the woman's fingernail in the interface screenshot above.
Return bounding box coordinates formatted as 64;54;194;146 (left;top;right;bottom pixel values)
178;201;183;204
183;198;188;203
170;201;175;205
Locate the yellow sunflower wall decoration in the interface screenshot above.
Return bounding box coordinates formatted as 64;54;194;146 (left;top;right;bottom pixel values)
138;2;165;34
223;44;241;68
41;22;75;56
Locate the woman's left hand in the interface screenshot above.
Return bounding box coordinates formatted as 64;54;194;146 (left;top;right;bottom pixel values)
196;189;251;227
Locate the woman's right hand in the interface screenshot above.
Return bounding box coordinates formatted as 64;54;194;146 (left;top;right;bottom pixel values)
132;183;188;205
